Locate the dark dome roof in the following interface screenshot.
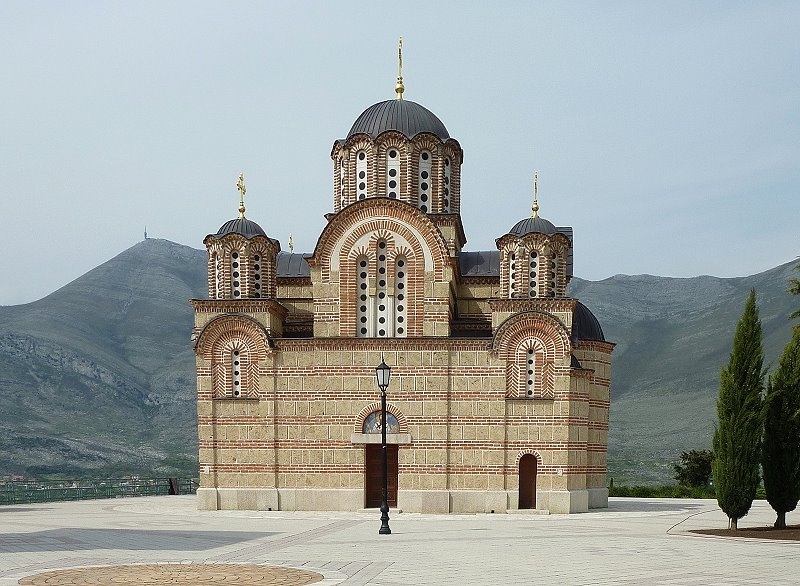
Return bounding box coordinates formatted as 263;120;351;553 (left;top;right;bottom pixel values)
572;302;605;342
347;99;450;140
509;216;559;237
215;218;267;239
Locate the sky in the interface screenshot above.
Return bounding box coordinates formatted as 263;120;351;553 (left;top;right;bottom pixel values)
1;2;798;305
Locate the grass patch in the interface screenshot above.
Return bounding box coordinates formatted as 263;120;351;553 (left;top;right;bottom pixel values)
609;484;716;499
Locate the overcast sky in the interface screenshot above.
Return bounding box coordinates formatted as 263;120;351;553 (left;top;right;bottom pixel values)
1;2;798;305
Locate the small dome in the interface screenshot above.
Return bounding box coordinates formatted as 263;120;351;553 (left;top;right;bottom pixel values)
509;216;559;237
215;218;267;239
572;302;605;342
347;99;450;140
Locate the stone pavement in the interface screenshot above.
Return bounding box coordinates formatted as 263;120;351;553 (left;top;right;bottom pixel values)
0;496;798;585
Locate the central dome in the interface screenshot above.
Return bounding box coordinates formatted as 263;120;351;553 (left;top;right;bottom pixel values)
347;99;450;140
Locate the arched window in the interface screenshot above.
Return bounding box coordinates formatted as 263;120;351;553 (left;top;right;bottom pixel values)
528;250;539;298
549;253;558;297
339;157;347;209
443;157;452;212
230;251;242;298
395;256;407;337
418;150;431;212
355;242;409;338
356;255;370;338
520;339;546;398
356;150;368;200
376;240;390;337
508;250;517;299
252;253;262;298
231;347;243;397
211;251;223;299
386;148;400;199
363;411;400;434
212;339;253;399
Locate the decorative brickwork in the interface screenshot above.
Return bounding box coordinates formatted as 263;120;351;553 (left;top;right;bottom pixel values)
354;402;409;433
192;91;613;515
195;315;270;399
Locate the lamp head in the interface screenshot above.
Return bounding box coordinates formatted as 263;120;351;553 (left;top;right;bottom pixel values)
375;357;391;392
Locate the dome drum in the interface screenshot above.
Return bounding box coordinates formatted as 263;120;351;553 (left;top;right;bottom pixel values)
333;99;463;215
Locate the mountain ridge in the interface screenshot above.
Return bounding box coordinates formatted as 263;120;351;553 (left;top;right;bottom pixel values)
1;238;796;483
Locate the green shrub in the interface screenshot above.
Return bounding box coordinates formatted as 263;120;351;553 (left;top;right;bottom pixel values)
608;484;716;499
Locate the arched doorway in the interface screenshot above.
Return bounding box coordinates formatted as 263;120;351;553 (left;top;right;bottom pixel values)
519;454;537;509
362;411;400;508
365;444;398;508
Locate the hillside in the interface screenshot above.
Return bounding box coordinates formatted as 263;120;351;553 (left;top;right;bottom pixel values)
0;239;797;483
0;239;206;477
570;262;798;483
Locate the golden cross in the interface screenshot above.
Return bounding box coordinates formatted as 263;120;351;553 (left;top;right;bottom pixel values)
236;172;247;219
395;36;404;100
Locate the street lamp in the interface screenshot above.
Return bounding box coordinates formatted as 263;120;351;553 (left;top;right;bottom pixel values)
375;356;392;535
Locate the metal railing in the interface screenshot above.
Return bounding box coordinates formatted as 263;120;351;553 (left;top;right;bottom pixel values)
0;477;198;505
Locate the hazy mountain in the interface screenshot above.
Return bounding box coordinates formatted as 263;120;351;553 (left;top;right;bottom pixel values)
0;239;206;478
1;239;797;483
570;261;799;483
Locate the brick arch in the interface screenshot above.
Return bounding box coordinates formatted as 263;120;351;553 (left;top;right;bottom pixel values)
492;311;571;399
442;139;463;213
375;132;410;202
354;402;408;434
194;315;270;400
347;137;375;207
442;138;463;164
514;449;543;468
375;132;407;153
194;314;271;360
492;311;571;358
338;221;424;338
311;197;450;275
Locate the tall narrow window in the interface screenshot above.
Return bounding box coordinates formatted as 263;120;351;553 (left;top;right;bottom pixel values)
376;241;390;337
386;148;400;198
526;348;536;397
339;157;347;208
521;340;545;398
232;349;242;397
395;256;407;337
418;151;431;212
356;150;367;200
231;251;241;298
253;254;262;298
356;256;370;338
443;157;452;212
508;252;517;298
213;252;223;299
528;251;539;298
549;253;558;297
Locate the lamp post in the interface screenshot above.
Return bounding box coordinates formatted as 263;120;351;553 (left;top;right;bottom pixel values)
375;357;392;535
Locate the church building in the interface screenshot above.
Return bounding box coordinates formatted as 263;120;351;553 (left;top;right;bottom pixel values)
190;50;613;514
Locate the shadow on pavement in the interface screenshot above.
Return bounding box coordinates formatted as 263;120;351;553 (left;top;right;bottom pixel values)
0;528;276;553
605;498;716;514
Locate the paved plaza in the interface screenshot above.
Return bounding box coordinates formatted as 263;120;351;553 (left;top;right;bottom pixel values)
0;495;797;584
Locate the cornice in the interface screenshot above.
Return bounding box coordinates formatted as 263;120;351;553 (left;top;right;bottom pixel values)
190;298;289;319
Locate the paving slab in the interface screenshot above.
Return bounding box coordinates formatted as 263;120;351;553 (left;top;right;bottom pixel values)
0;496;797;584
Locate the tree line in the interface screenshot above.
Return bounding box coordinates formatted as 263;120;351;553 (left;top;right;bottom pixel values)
712;265;800;530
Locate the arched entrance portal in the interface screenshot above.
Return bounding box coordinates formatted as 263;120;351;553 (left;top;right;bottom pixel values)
365;444;398;508
519;454;537;509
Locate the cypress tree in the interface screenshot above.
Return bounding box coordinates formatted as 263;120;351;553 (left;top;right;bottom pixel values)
789;263;800;321
762;328;800;528
712;289;764;530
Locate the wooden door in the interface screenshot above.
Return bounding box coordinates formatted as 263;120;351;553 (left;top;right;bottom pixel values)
365;444;398;508
519;454;537;509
